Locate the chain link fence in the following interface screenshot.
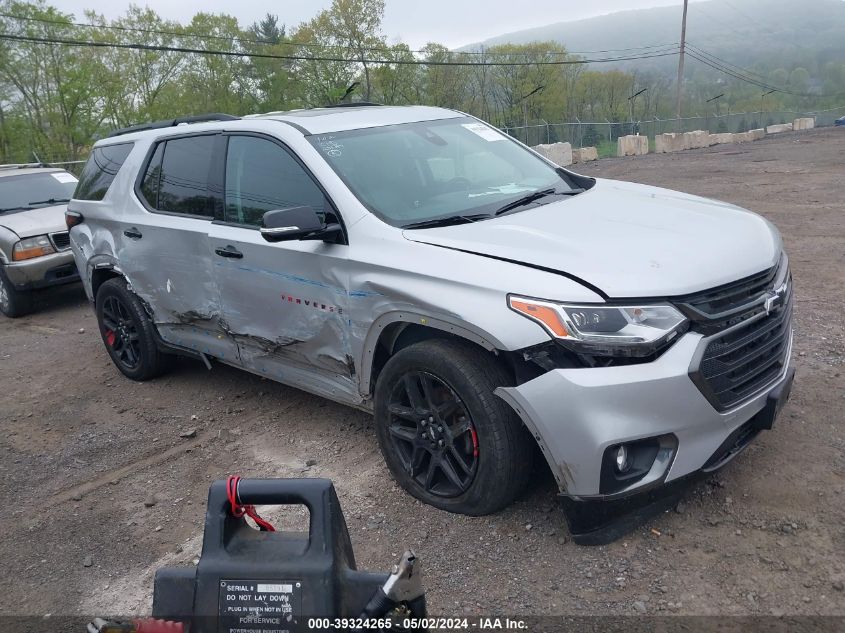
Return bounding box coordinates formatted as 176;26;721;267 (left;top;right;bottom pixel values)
501;106;845;150
14;106;845;167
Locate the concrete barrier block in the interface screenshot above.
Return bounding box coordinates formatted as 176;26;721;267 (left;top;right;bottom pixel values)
766;123;793;134
709;133;734;145
655;133;681;153
733;132;753;143
617;135;649;157
793;117;815;130
686;130;712;149
749;128;766;141
572;146;598;163
532;142;573;166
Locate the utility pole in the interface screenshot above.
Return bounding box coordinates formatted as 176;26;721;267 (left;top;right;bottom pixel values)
760;88;776;127
675;0;689;129
628;88;647;135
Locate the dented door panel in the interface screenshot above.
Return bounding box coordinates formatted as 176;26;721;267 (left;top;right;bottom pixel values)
115;205;237;361
208;222;359;403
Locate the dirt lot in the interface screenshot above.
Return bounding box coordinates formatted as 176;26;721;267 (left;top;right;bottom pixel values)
1;127;843;620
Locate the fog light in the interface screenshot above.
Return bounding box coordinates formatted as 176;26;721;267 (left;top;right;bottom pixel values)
615;445;630;473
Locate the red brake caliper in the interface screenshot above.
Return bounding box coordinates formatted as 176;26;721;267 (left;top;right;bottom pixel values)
105;330;116;347
470;427;479;458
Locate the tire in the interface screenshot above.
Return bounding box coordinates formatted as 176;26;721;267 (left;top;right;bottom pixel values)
374;338;532;515
95;277;173;381
0;266;33;318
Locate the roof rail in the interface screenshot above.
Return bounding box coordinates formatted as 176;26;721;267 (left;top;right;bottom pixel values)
322;101;384;108
106;113;240;138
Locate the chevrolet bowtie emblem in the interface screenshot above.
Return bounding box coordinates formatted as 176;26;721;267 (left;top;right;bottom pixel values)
764;283;787;315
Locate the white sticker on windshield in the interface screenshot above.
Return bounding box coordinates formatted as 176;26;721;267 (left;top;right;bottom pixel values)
51;172;78;184
461;123;506;142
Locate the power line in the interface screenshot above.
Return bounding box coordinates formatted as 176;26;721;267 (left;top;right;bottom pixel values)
685;49;845;97
0;11;680;58
686;42;774;83
0;32;681;67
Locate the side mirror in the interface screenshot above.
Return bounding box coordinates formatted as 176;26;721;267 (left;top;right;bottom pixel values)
260;206;340;243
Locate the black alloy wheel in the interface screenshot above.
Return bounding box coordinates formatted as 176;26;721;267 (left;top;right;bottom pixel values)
386;371;479;498
100;294;142;371
95;277;173;381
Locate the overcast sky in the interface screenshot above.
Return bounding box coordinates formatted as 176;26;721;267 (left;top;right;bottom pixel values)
46;0;698;48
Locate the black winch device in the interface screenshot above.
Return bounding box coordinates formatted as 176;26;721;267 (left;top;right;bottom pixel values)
143;477;425;632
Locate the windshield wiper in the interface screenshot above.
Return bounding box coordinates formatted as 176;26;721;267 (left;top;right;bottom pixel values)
27;197;71;206
402;213;491;230
0;206;33;213
493;187;585;217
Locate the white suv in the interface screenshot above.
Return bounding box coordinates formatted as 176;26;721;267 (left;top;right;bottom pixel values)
68;107;794;543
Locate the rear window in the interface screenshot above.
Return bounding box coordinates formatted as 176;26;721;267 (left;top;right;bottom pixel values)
74;143;133;201
138;135;217;218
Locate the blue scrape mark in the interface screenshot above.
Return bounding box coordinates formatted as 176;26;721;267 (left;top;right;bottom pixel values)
214;261;383;298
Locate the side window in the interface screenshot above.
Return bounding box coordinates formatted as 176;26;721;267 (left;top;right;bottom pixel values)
139;142;164;208
139;135;217;217
224;136;325;226
74;143;133;201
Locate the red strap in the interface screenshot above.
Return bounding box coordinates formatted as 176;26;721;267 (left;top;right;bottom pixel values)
226;475;275;532
133;618;185;633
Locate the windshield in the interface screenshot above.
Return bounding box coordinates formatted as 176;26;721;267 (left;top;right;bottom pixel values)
309;117;576;227
0;171;78;213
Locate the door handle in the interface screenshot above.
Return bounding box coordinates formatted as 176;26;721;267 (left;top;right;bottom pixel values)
215;246;243;259
123;227;142;239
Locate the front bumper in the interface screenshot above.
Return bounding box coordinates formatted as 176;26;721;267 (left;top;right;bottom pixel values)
3;250;79;290
496;329;794;498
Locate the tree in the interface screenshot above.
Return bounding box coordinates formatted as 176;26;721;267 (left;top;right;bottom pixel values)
94;6;187;127
250;13;284;44
299;0;386;101
178;13;254;114
370;44;421;105
0;0;115;160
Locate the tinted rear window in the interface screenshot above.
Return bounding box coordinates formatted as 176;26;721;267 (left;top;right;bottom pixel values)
139;143;165;209
139;135;217;218
74;143;133;201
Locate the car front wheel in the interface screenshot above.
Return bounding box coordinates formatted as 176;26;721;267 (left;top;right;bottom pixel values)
374;338;532;515
0;267;33;318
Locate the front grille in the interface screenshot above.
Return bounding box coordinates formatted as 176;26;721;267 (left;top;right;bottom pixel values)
683;266;778;318
50;231;70;250
684;258;793;411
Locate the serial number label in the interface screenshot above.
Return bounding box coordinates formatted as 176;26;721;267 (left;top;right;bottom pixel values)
307;618;395;629
307;618;474;630
219;579;302;633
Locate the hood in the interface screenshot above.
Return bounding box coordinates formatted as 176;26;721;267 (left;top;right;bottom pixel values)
403;178;781;298
0;204;68;239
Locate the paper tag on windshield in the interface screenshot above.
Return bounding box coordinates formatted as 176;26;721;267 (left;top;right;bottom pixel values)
462;123;506;142
51;172;78;184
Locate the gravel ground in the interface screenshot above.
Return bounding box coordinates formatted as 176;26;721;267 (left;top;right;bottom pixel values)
1;127;843;620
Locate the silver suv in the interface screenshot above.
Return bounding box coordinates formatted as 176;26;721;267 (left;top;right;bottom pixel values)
0;166;81;317
68;107;794;539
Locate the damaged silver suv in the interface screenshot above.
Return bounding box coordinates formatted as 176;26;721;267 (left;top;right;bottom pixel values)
68;106;794;540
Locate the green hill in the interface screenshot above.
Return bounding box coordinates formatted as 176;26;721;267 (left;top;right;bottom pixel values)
465;0;845;79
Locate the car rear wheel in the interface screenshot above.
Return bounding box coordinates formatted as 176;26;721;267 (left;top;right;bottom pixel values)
95;277;173;381
374;338;532;515
0;267;33;318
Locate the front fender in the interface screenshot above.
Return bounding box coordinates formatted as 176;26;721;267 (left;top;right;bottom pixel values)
0;225;20;263
357;310;506;397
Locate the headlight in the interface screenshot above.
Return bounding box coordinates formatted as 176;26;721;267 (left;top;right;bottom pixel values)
508;295;687;357
12;235;56;261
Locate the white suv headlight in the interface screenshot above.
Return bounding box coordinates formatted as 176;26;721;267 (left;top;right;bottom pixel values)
508;296;688;357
